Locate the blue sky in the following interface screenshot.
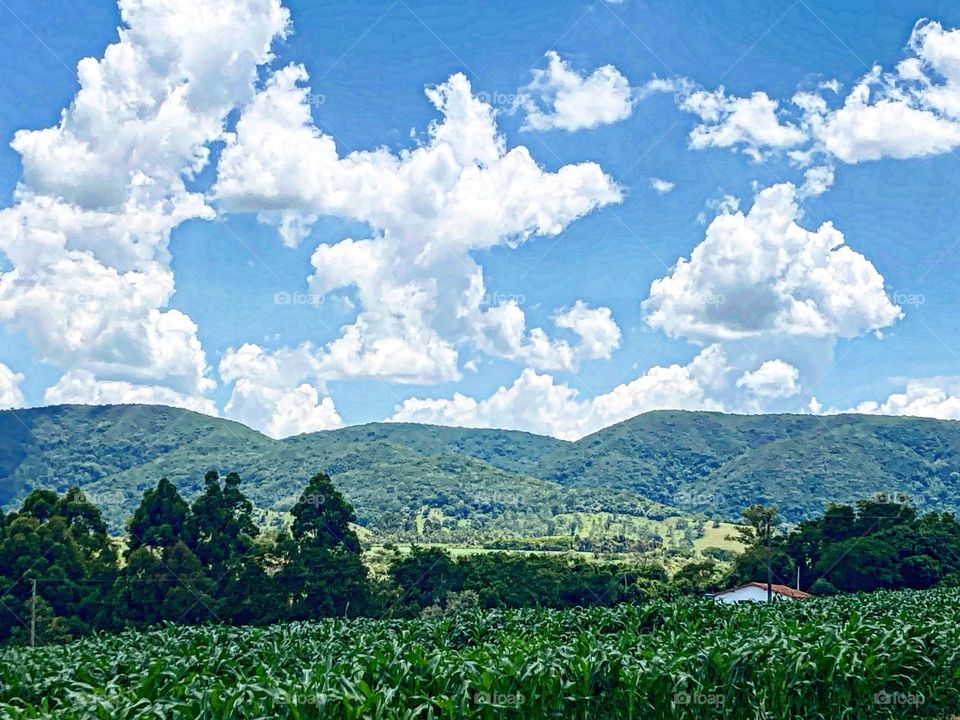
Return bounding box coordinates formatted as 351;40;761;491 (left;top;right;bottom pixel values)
1;0;960;438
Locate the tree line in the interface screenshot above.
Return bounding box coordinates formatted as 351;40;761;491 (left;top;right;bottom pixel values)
0;471;683;645
731;496;960;594
5;470;960;645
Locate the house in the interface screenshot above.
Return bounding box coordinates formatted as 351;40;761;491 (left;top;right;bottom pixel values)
710;582;812;604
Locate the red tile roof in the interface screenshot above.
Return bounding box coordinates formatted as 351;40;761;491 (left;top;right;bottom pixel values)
718;582;812;599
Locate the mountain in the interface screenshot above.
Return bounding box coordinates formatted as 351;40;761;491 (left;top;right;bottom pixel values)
539;410;960;520
4;405;960;537
0;405;681;551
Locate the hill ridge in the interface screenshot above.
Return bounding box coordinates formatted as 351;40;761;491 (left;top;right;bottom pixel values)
4;404;960;530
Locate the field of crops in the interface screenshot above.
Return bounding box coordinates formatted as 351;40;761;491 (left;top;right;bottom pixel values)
2;588;960;719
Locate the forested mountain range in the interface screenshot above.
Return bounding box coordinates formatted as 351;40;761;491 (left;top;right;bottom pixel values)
3;404;960;539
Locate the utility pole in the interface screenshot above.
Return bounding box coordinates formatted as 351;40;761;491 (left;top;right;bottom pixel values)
765;515;772;603
30;579;36;648
796;563;801;592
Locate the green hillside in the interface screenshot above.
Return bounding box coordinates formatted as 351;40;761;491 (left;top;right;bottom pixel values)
0;405;684;552
288;422;567;477
5;405;960;537
540;410;960;520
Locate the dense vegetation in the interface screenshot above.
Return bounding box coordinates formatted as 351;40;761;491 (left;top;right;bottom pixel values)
0;476;703;645
733;496;960;594
7;405;960;531
543;410;960;521
3;589;959;718
0;406;686;550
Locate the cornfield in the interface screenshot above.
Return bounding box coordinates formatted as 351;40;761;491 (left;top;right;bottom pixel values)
2;588;960;719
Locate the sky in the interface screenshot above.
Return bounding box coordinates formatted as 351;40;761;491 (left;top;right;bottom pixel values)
1;0;960;440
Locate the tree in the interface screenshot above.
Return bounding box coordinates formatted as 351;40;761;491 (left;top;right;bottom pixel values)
290;473;360;552
731;504;780;549
279;473;370;619
809;578;837;596
816;537;900;592
112;541;215;626
159;541;216;624
111;547;168;627
215;542;285;625
389;547;461;609
673;559;722;594
0;509;89;643
127;478;190;554
730;504;781;598
52;488;116;568
822;504;856;543
18;489;59;522
188;470;258;571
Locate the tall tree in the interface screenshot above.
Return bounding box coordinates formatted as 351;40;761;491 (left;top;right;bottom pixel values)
188;470;258;571
127;478;190;554
280;472;370;619
289;472;360;552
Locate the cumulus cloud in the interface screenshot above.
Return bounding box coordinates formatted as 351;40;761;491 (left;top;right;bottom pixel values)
644;182;902;342
650;177;675;194
799;165;835;197
44;369;217;415
217;343;343;438
735;359;801;399
679;88;807;160
797;20;960;163
799;67;960;163
517;51;635;132
0;0;290;411
0;363;25;409
845;378;960;420
214;66;621;429
671;20;960;166
225;381;342;438
390;345;726;440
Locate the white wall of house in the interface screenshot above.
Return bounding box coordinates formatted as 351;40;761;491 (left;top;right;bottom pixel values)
715;586;785;604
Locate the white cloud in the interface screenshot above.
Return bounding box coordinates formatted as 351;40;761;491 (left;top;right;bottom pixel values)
217;343;343;437
0;364;25;409
735;359;800;399
650;177;675;194
680;88;807;160
0;0;289;411
214;66;621;428
845;378;960;420
674;21;960;165
474;300;621;372
226;381;342;438
44;369;218;415
801;21;960;163
390;345;726;440
643;182;902;342
517;51;635;131
803;66;960;163
799;165;835;197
